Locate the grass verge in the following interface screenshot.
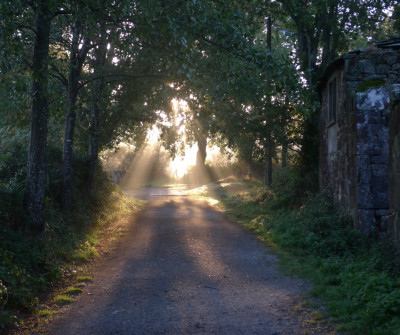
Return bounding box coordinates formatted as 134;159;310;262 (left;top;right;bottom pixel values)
0;169;145;333
191;177;400;335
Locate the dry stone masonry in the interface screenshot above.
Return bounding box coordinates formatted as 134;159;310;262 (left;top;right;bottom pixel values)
319;38;400;242
389;84;400;242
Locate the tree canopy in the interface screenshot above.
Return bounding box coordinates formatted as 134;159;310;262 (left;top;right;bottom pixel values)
0;0;398;227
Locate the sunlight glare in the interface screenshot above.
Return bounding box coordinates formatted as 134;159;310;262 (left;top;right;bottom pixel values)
168;145;197;178
146;124;197;179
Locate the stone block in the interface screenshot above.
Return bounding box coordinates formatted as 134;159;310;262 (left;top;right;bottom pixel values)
372;155;388;164
376;64;390;75
383;53;398;66
344;53;357;59
364;74;386;81
371;163;388;178
375;210;388;232
344;74;363;82
358;184;373;208
361;60;376;74
345;81;362;89
389;73;399;83
356;209;376;235
372;191;389;208
376;209;389;216
391;84;400;102
357;155;371;184
356;108;384;124
380;216;388;232
345;59;361;75
356;124;389;156
389;101;400;211
356;88;390;113
381;108;390;123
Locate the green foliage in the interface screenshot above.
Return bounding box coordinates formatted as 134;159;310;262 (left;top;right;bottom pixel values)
394;7;400;33
53;295;75;305
210;175;400;335
0;142;140;328
269;166;305;208
1;0;398;331
0;279;6;308
65;286;83;295
38;309;57;318
0;127;29;227
356;79;386;92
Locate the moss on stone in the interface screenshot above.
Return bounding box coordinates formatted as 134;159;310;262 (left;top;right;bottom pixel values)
356;79;385;92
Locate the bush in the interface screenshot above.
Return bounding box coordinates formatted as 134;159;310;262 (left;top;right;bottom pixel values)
269;166;303;208
0;138;137;329
0;279;7;309
0;127;29;228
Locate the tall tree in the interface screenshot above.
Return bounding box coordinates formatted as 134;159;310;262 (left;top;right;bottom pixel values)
61;13;92;209
273;0;397;81
87;23;107;181
26;0;52;230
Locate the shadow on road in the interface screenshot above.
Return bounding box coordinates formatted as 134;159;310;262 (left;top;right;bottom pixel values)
46;195;327;335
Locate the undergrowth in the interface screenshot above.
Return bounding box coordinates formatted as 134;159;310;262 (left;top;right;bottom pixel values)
202;170;400;335
0;137;143;330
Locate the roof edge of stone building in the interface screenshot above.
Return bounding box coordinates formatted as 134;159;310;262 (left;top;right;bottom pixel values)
376;35;400;49
317;36;400;92
316;58;344;92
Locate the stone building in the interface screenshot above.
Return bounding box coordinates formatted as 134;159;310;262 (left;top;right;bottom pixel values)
389;84;400;242
318;37;400;241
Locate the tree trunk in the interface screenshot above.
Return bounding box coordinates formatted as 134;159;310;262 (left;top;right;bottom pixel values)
88;99;100;178
62;87;78;210
25;0;51;231
247;160;253;180
88;25;107;183
196;133;207;168
62;20;90;210
245;145;253;180
281;126;288;169
281;141;288;168
320;7;332;70
264;142;273;189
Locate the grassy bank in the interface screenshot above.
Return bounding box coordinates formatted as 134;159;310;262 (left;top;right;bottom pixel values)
191;176;400;335
0;151;144;331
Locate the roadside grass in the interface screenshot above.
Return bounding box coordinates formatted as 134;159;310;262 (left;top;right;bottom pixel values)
0;167;145;332
37;309;57;318
64;287;83;295
76;275;92;283
193;176;400;335
53;295;75;306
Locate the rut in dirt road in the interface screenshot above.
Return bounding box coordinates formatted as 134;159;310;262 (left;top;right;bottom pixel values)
46;194;331;335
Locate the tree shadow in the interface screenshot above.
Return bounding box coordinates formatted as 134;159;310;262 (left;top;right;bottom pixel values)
47;196;316;335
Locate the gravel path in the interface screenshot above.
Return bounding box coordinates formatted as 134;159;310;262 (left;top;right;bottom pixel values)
45;192;331;335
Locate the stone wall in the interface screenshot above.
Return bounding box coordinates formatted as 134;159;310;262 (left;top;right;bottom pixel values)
389;85;400;243
354;87;390;235
320;46;400;236
319;65;356;215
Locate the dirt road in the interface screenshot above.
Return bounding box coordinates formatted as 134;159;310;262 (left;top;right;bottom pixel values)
45;192;331;334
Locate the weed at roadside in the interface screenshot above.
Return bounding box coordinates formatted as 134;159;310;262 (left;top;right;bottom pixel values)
201;178;400;335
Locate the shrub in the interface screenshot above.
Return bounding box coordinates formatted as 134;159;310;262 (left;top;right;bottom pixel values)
0;127;29;228
0;140;136;328
0;279;7;309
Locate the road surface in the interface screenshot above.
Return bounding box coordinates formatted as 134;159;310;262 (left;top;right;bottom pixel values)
45;189;331;334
